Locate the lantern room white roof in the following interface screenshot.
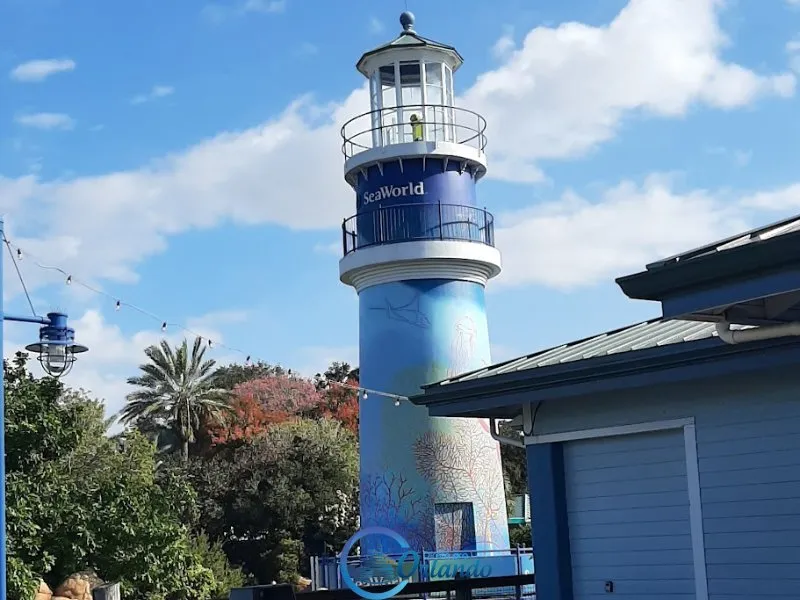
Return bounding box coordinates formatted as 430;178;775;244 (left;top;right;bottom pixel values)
356;12;464;77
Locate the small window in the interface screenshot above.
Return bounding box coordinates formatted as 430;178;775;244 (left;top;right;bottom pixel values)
399;60;421;86
434;502;477;552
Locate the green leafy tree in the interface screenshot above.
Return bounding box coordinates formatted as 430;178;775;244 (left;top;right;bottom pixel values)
187;418;359;583
121;337;231;461
498;421;527;496
213;361;288;390
5;352;243;600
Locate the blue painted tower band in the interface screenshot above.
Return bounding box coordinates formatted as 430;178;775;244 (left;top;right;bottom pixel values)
358;279;510;553
349;159;491;253
355;158;479;210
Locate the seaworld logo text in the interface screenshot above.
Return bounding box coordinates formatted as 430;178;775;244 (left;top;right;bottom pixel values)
339;527;493;600
362;181;425;206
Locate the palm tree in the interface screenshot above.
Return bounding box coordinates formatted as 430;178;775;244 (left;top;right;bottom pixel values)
120;336;231;461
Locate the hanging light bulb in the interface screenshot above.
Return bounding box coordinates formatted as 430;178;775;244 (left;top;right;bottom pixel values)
394;398;401;406
65;275;72;285
362;390;368;400
245;355;251;364
208;339;214;348
161;322;167;332
16;248;22;260
115;300;121;311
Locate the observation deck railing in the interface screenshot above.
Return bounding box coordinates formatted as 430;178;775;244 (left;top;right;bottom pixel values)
342;202;495;256
340;104;487;160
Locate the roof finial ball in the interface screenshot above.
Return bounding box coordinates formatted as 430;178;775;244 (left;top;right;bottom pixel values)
400;11;415;32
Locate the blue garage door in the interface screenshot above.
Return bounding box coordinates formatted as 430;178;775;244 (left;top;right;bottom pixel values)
564;430;696;600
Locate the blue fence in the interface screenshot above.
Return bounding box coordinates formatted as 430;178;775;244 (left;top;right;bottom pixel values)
310;547;534;598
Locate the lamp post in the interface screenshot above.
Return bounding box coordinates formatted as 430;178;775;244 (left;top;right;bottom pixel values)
0;218;88;600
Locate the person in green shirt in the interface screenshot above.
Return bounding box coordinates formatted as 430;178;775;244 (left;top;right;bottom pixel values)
410;113;424;141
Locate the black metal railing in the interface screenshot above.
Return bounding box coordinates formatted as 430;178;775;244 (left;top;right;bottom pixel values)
340;104;487;160
297;574;536;600
342;203;495;256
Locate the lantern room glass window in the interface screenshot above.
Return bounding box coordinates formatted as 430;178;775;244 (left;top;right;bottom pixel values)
399;60;422;142
444;64;455;142
369;70;381;146
366;58;460;148
379;65;398;144
424;62;445;142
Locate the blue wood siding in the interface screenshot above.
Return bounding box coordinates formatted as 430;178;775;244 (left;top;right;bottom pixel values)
531;368;800;600
564;430;695;600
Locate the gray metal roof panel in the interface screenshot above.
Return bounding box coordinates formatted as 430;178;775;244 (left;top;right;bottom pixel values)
431;319;751;388
645;214;800;271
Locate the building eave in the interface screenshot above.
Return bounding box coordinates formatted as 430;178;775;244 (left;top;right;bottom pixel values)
616;233;800;301
411;335;800;418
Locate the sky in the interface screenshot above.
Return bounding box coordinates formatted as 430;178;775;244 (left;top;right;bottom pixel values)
1;0;799;425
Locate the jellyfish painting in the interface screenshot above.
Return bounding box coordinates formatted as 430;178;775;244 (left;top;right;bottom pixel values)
448;315;477;378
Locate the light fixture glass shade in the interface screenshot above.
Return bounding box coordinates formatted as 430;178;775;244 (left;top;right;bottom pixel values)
44;343;68;376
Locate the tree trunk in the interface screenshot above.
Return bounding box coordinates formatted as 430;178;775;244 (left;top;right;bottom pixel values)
182;438;189;462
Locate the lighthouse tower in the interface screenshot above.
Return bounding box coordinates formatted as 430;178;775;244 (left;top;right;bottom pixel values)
339;12;510;553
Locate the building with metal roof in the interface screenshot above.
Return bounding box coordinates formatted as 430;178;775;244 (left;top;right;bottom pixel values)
411;216;800;600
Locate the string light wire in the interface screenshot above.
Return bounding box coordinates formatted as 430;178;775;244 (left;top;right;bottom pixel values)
2;236;409;403
2;234;36;316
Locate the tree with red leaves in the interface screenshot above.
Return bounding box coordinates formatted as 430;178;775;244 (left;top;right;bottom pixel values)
210;375;322;444
312;362;360;437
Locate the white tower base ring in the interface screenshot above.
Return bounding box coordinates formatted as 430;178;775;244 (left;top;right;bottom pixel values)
339;240;502;293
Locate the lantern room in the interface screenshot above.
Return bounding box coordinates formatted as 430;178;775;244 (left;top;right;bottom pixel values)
341;12;487;173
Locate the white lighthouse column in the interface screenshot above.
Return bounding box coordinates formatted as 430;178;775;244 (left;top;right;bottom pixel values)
339;11;510;554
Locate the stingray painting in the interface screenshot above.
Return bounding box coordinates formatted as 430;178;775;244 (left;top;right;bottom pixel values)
370;293;431;329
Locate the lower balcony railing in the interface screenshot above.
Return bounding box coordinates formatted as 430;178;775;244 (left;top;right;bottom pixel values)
342;203;495;256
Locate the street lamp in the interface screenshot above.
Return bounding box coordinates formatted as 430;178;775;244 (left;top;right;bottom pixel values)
0;218;89;600
24;312;89;377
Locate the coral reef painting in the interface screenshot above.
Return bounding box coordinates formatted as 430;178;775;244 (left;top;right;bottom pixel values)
360;471;435;551
358;279;510;552
414;419;508;549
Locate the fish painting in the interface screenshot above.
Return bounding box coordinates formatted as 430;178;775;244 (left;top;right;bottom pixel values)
370;294;431;329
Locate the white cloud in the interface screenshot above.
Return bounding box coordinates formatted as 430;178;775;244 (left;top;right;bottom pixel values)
464;0;795;183
0;0;796;308
241;0;285;13
313;240;341;256
734;149;753;167
4;308;244;429
705;145;752;166
490;343;520;364
131;85;175;105
296;42;319;56
10;58;75;82
0;90;364;295
491;27;515;60
202;0;284;22
294;345;359;379
14;112;75;130
368;17;385;35
788;36;800;73
493;175;800;290
739;183;800;211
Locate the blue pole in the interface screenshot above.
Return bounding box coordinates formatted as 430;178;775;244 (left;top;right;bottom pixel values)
0;216;7;600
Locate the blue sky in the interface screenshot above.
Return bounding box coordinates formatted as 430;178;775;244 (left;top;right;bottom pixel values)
1;0;799;421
